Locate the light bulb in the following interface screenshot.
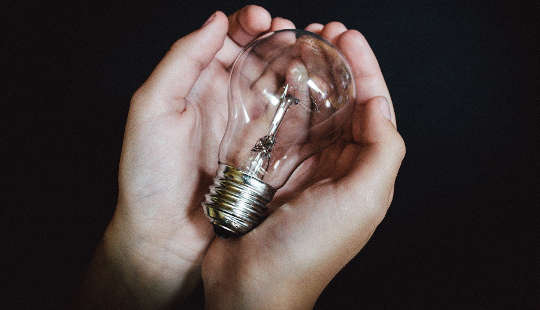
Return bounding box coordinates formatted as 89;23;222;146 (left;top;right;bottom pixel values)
203;29;356;237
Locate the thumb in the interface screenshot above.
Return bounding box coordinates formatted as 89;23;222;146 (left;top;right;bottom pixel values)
339;96;406;206
132;11;228;116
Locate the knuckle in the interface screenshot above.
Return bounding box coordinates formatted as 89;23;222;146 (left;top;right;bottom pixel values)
244;4;263;13
328;21;346;29
370;188;395;225
388;132;406;160
129;85;157;113
395;134;406;158
274;16;293;25
242;4;261;19
371;205;389;226
168;37;206;71
356;192;391;227
169;36;186;54
346;29;367;45
130;87;146;106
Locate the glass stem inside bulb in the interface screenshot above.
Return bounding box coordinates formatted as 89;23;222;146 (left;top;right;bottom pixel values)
244;84;299;179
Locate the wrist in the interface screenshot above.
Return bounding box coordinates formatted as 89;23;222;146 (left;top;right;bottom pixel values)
202;264;319;310
104;211;202;286
78;209;202;308
203;283;318;310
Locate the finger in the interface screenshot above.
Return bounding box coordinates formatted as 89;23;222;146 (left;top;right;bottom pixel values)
247;29;297;91
305;23;324;34
270;17;295;31
241;18;296;77
337;30;397;125
341;96;405;190
320;21;347;45
248;27;297;66
274;98;403;237
239;17;295;81
216;5;272;68
228;5;272;46
132;11;228;116
228;30;297;102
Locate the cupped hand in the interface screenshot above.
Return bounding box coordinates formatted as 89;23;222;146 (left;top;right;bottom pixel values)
201;22;405;309
91;5;290;308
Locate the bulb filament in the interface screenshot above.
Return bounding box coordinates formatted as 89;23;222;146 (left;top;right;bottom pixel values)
245;84;299;179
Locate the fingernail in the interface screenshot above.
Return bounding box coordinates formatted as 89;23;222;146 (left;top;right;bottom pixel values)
202;12;217;27
377;97;392;121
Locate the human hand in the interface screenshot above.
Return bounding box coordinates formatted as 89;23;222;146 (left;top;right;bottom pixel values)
78;5;291;309
201;22;405;309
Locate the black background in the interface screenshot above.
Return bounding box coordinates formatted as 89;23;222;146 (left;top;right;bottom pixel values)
4;0;537;309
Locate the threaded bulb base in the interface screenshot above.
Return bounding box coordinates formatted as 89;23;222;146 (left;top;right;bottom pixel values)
203;164;276;237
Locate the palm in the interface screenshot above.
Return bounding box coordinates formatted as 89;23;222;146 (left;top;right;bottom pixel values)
118;55;238;269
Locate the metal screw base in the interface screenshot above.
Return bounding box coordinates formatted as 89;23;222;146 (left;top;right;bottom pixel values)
203;164;276;237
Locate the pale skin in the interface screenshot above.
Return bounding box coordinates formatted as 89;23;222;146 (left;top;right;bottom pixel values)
76;5;405;310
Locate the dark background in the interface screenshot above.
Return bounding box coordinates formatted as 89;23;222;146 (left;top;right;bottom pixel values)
4;0;537;309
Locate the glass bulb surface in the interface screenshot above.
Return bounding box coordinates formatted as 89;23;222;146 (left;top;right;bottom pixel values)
203;29;356;236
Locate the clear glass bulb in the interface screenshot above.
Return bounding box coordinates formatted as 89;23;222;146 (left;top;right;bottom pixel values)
203;29;356;237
